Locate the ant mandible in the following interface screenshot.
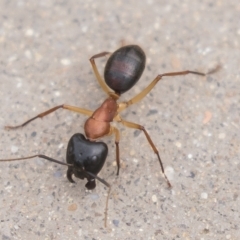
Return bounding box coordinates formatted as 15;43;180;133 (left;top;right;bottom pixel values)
0;45;216;227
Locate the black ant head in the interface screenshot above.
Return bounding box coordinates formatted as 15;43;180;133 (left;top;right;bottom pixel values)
66;133;108;189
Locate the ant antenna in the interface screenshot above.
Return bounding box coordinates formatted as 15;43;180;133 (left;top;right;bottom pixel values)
0;155;111;227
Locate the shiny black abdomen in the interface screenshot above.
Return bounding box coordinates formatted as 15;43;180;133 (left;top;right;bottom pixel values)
104;45;146;94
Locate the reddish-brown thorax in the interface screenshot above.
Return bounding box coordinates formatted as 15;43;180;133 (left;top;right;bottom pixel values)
84;97;118;140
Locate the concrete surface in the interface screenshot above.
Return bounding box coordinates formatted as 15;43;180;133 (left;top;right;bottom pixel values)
0;1;239;240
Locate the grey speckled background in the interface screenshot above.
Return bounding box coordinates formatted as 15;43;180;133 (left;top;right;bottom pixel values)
0;1;239;240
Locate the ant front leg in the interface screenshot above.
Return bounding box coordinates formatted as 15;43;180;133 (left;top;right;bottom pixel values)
5;105;93;129
119;118;172;188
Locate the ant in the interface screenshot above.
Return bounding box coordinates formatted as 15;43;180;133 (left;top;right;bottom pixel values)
0;45;218;227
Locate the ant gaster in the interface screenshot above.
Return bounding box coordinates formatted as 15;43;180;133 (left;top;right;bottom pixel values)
1;45;218;227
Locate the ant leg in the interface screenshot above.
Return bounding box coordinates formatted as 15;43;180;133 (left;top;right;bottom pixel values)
118;69;216;112
89;52;113;96
120;118;172;188
5;105;93;129
108;126;121;175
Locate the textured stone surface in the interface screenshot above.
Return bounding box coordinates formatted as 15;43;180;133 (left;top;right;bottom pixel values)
0;1;239;239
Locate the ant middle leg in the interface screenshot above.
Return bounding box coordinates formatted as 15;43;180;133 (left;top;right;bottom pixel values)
120;118;172;188
5;105;93;129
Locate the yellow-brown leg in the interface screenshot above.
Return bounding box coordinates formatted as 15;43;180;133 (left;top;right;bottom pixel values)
89;52;112;96
119;118;171;188
118;70;206;112
108;126;121;175
5;105;93;129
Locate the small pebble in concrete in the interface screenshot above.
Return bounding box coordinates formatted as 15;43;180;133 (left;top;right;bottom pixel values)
201;192;208;199
61;58;71;66
25;28;34;36
152;194;157;203
11;145;18;153
112;219;119;227
218;133;226;139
